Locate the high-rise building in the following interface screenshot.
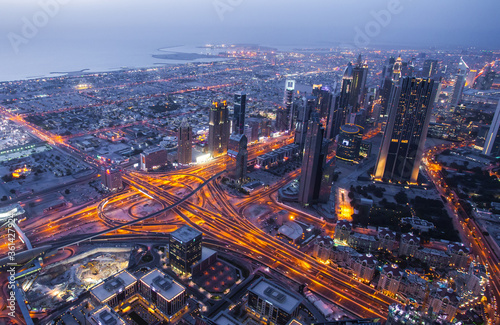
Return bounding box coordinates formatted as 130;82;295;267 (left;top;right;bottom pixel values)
422;59;439;78
298;115;326;206
285;79;296;131
374;77;439;184
450;57;469;107
227;134;248;181
294;96;316;151
101;167;123;191
233;92;246;135
208;101;230;157
325;94;341;140
312;84;333;120
483;101;500;158
169;226;203;274
336;124;362;162
466;69;478;87
177;118;192;165
327;64;354;139
348;54;369;112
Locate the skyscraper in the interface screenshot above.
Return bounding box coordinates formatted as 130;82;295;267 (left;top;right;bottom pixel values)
348;54;369;112
450;57;469;107
208;101;230;157
285;79;296;131
327;63;354;139
298;114;327;206
294;96;316;151
483;101;500;158
325;94;341;139
227;134;248;181
312;84;333;120
177;118;192;165
374;77;439;184
422;59;439;78
233;92;246;135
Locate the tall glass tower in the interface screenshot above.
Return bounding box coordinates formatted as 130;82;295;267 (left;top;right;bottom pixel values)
374;77;439;184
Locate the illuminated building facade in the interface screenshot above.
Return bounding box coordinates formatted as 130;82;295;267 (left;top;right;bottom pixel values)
87;305;127;325
246;278;302;325
285;79;296;131
177;118;192;165
139;269;187;316
169;225;202;273
101;167;123;192
483;101;500;158
348;54;369;112
209;100;230;157
140;147;168;171
374;77;439;184
450;57;469;107
233;92;246;135
294;96;316;151
90;270;137;307
298;115;330;206
336;124;362;162
312;84;333;120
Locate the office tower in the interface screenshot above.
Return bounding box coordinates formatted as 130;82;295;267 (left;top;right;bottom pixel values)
380;56;407;117
422;59;439;78
227;133;248;181
169;225;203;273
285;79;295;131
450;57;469;107
483;101;500;158
208;100;230;157
312;84;333;120
349;55;369;112
392;55;403;81
101;167;123;192
298;115;325;206
381;57;396;81
294;96;316;151
336;124;362;162
140;147;168;171
327;63;354;140
326;94;341;139
233;92;246;135
374;77;439;184
466;69;478;87
177;118;192;165
275;108;288;132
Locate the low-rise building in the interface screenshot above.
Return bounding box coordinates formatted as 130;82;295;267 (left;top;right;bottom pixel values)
398;233;420;257
334;220;352;243
348;232;379;253
90;270;137;307
247;278;303;325
87;305;127;325
378;264;404;297
139;269;187;317
352;253;378;282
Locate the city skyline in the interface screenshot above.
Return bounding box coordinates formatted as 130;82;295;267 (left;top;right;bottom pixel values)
1;2;500;324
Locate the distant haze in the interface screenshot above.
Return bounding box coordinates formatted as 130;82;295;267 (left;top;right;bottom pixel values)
0;0;499;81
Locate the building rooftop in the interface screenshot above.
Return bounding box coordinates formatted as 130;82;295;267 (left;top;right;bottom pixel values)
278;222;303;241
140;269;185;301
88;305;127;325
90;270;136;303
248;278;302;314
171;225;202;243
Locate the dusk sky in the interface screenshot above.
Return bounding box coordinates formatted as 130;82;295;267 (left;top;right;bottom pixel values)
2;0;500;51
